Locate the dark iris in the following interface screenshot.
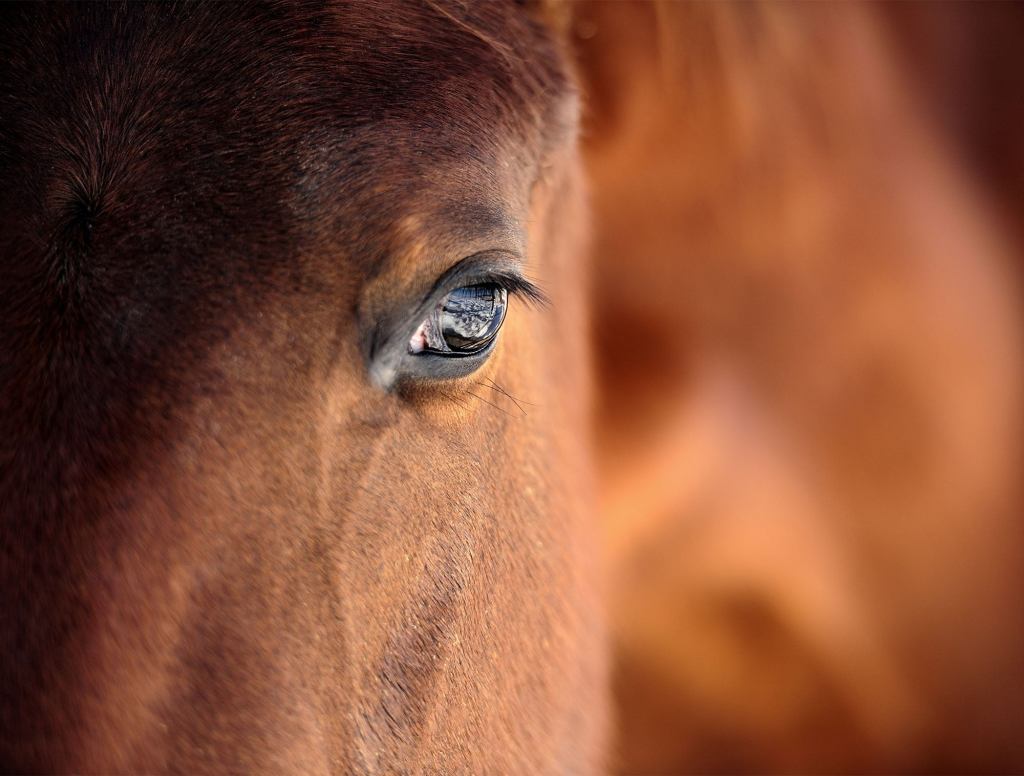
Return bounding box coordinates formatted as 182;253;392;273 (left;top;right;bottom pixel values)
440;283;507;352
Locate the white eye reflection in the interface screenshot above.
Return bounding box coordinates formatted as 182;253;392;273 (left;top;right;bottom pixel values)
409;283;508;356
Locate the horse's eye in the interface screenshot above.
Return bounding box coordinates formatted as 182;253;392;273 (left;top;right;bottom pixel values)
409;283;508;356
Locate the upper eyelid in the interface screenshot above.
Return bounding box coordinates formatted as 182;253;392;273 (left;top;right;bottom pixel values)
420;252;548;311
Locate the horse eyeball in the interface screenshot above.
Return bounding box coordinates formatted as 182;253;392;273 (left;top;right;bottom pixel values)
440;284;507;352
410;283;507;356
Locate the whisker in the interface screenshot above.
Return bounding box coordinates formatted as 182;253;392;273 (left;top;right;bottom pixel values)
476;379;531;416
487;377;537;407
466;390;515;418
437;388;470;410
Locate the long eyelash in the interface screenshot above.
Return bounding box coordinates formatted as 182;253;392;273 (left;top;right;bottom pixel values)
488;272;549;309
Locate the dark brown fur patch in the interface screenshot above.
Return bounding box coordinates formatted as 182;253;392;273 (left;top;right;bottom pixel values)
1;3;604;772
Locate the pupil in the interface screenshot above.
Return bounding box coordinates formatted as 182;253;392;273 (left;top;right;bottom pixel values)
441;284;507;352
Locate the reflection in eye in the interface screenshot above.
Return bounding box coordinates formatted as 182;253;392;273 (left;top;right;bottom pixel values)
409;283;508;356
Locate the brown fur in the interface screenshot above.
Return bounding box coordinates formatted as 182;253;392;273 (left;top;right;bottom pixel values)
5;2;1024;773
0;2;605;772
572;2;1024;772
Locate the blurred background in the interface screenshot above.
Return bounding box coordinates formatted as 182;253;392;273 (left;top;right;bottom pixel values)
568;3;1024;773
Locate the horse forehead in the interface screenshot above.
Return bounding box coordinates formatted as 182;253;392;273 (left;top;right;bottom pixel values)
31;2;560;151
0;1;565;326
2;2;567;257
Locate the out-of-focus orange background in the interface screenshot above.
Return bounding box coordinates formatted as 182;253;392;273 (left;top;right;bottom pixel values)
570;3;1024;773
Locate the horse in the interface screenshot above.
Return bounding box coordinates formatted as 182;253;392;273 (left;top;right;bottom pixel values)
574;2;1024;772
5;2;1024;773
0;2;606;772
